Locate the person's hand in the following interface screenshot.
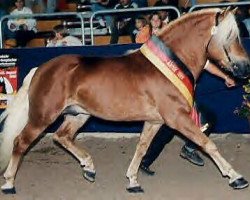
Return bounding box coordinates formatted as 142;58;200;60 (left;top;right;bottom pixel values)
225;76;236;88
62;41;67;46
118;21;127;30
10;23;16;30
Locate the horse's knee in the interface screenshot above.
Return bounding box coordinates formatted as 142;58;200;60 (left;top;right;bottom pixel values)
13;135;31;154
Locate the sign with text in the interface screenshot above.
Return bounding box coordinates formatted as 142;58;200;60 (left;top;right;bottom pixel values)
0;54;18;109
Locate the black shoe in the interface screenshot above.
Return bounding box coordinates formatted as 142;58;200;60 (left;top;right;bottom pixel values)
139;164;155;176
180;146;204;166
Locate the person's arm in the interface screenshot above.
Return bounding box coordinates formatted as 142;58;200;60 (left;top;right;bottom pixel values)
204;60;236;88
22;7;37;31
7;10;18;31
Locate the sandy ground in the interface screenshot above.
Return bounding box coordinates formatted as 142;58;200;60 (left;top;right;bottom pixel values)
0;133;250;200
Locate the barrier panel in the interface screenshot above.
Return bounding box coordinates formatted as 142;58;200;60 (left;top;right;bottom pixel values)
0;42;249;133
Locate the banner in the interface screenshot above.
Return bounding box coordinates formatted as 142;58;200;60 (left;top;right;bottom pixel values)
0;54;18;109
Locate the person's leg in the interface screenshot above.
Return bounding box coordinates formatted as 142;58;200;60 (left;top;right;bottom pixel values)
140;125;175;175
180;103;212;166
109;18;119;44
127;21;136;43
180;129;210;166
91;3;106;27
15;30;35;47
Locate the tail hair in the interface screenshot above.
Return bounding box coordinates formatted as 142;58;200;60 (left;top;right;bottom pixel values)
0;67;38;174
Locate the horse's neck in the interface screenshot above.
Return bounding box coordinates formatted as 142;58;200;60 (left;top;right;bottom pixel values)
159;13;216;80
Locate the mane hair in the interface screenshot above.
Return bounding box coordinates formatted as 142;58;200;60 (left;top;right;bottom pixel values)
214;11;240;47
159;8;222;35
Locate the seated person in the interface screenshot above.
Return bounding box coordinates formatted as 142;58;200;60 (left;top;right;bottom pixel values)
46;25;83;47
109;0;138;44
154;0;179;22
135;16;151;43
7;0;37;47
149;12;166;35
91;0;118;29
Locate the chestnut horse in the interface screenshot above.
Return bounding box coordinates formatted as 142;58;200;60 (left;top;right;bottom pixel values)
0;8;250;194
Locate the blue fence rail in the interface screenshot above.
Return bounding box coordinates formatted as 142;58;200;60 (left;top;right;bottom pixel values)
0;41;249;133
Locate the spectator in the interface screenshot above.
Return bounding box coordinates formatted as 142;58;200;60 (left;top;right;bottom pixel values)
109;0;138;44
149;12;166;35
91;0;118;29
46;24;83;47
135;16;151;43
154;0;179;22
7;0;37;47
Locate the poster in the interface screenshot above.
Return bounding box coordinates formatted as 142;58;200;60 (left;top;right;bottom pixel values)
0;54;18;109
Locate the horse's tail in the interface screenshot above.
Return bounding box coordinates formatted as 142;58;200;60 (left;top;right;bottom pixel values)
0;67;38;174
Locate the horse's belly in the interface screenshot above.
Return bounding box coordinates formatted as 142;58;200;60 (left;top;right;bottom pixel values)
75;89;162;122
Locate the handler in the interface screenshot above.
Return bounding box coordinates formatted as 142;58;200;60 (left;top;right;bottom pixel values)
140;60;236;175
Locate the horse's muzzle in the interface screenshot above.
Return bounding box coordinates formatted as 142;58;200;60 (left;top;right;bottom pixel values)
231;61;250;79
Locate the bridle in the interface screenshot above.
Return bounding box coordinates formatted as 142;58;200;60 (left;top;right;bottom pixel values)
205;11;236;70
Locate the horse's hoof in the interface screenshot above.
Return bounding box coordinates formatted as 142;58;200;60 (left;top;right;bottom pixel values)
83;170;96;183
126;186;144;193
2;187;16;194
229;178;249;189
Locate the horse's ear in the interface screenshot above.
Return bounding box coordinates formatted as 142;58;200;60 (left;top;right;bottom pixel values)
218;6;232;23
231;7;238;15
221;6;231;17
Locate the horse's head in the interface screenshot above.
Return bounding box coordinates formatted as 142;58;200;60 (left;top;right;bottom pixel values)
206;7;250;79
159;8;250;80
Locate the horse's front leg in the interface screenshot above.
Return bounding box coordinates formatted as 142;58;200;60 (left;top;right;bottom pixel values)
165;112;249;190
126;122;162;193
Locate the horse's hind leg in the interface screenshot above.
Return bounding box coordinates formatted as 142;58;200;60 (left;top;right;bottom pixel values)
165;113;249;189
1;122;46;194
52;114;96;182
126;122;162;193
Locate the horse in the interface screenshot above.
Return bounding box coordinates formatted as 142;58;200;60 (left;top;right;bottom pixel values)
0;7;250;194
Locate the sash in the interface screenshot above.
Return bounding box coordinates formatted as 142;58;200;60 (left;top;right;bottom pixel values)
140;35;194;107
